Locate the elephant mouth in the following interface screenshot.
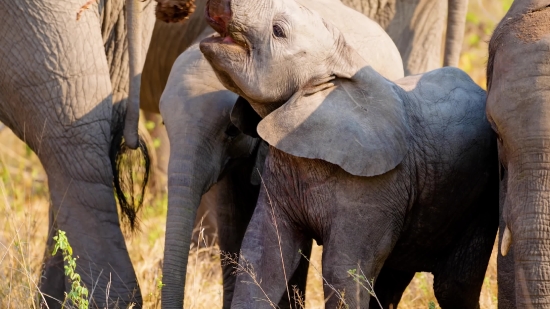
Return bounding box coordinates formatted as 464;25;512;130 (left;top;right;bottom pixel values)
205;0;232;39
205;0;249;50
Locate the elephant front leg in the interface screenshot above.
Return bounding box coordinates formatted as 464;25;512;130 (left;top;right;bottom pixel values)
432;213;497;307
230;189;310;309
321;217;398;308
214;175;256;309
371;266;415;309
39;207;65;309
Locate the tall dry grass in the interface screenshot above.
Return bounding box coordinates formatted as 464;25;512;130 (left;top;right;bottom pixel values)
0;0;510;307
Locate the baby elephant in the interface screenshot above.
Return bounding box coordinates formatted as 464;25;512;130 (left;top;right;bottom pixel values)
200;0;498;308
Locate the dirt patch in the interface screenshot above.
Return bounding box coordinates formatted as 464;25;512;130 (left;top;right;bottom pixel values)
155;0;196;23
514;6;550;43
486;6;550;90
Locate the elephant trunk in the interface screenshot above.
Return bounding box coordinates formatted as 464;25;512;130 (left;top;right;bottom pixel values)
506;164;550;307
161;126;222;308
161;166;201;308
443;0;468;67
124;0;143;149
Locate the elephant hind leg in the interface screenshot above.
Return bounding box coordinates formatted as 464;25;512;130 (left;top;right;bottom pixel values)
277;239;313;309
371;267;415;309
432;222;496;309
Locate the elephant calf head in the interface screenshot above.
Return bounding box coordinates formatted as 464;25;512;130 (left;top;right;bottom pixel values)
200;0;403;117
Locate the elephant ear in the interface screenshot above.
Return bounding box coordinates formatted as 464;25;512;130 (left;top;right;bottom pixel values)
257;77;411;177
230;96;262;138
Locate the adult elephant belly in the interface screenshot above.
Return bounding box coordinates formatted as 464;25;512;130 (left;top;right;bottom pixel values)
0;0;155;308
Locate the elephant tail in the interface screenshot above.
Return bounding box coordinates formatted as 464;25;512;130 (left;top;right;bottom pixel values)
110;112;151;232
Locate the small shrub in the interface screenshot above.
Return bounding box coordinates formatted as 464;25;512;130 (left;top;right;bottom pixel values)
52;230;89;309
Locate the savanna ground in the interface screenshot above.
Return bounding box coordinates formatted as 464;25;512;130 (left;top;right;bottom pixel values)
0;1;511;308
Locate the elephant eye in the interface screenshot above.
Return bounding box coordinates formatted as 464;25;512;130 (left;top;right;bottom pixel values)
273;24;285;38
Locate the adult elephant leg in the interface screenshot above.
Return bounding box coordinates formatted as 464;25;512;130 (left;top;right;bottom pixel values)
43;150;141;308
40;207;65;308
385;0;447;75
142;111;169;194
443;0;468;67
0;1;140;307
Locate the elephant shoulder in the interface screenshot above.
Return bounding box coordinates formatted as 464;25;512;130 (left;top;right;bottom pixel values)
398;67;486;114
396;67;490;144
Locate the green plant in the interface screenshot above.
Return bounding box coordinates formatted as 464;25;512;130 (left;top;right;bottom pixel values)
347;268;382;309
52;230;89;309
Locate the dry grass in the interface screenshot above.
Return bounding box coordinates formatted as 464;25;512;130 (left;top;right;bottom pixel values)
0;0;510;307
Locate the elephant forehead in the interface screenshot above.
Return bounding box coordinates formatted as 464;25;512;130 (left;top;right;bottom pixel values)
512;7;550;43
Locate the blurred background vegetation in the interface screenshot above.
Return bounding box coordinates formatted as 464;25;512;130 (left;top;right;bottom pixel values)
0;0;513;308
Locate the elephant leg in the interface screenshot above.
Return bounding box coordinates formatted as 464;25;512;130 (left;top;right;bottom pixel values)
142;111;169;194
193;188;219;247
40;141;142;308
0;1;142;306
323;233;392;308
216;164;259;308
39;207;65;309
371;267;415;309
385;0;447;75
230;188;310;309
433;166;498;309
216;157;310;309
278;239;312;309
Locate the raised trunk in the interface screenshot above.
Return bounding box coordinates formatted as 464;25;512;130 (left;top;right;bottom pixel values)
443;0;468;67
507;164;550;307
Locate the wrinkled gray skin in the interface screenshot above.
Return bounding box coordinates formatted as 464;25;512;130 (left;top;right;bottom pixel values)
0;0;155;307
200;0;498;307
341;0;468;75
153;0;467;307
485;1;550;307
139;0;467;189
143;0;468;115
159;1;404;307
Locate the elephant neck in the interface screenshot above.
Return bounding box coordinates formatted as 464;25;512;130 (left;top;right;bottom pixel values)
248;100;284;119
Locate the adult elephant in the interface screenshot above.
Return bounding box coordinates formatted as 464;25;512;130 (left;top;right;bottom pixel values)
0;0;161;307
157;0;406;307
486;0;550;307
342;0;468;75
